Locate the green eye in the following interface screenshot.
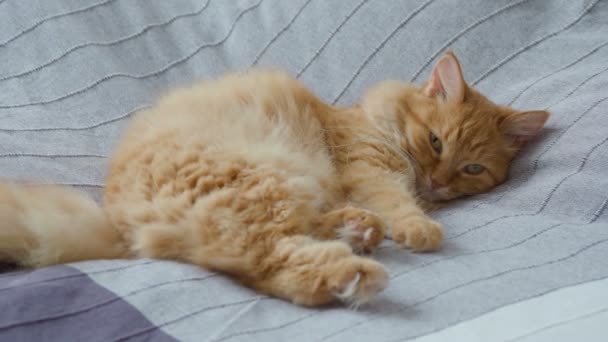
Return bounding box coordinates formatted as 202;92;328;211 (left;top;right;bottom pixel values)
464;164;485;175
429;132;442;154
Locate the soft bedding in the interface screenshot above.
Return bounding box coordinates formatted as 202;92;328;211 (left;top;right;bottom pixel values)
1;0;607;341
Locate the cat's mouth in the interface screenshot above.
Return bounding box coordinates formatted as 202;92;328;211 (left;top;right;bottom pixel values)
417;188;447;202
415;178;451;202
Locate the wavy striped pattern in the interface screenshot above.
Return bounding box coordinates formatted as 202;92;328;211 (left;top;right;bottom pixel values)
0;0;214;82
1;0;607;341
0;0;119;47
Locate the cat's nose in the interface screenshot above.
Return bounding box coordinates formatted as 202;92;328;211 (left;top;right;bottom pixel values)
430;178;446;190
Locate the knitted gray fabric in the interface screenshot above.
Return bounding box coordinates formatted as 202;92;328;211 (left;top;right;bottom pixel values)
0;1;606;341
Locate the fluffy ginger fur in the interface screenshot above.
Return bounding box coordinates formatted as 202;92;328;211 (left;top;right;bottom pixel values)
0;52;548;307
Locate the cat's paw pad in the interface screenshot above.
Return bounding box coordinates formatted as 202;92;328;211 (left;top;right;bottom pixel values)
329;257;389;307
337;209;385;253
391;216;443;251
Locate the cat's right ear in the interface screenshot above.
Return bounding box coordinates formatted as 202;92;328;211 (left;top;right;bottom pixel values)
423;50;466;104
501;110;550;147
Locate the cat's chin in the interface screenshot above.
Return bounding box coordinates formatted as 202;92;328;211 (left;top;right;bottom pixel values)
418;191;447;203
415;182;454;203
417;188;448;202
411;170;453;202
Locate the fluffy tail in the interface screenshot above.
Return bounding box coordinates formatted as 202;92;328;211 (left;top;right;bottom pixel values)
0;183;127;268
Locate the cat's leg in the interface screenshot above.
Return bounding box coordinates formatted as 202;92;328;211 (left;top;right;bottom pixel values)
313;206;385;253
126;173;389;306
130;202;389;307
342;161;443;251
255;235;388;307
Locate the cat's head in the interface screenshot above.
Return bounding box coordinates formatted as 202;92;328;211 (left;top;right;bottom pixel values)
364;51;549;202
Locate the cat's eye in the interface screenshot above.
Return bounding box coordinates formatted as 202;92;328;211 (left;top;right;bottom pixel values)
464;164;485;175
429;132;442;154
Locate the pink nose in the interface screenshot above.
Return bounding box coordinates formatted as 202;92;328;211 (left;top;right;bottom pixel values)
430;178;445;190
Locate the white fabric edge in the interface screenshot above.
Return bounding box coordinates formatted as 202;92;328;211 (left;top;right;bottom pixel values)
411;276;608;342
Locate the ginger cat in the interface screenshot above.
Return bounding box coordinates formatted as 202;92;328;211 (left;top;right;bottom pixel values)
0;52;548;307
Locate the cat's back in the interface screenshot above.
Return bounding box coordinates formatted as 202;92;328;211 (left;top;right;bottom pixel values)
113;70;329;157
104;70;337;226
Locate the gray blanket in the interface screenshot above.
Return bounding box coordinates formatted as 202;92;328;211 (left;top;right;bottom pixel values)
1;0;607;341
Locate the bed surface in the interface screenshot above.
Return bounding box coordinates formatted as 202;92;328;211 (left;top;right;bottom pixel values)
1;0;607;341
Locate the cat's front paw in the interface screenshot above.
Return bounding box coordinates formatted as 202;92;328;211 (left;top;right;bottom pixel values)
336;208;385;253
391;216;443;251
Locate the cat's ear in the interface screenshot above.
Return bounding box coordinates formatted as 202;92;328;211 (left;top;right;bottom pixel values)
423;50;466;103
501;110;550;145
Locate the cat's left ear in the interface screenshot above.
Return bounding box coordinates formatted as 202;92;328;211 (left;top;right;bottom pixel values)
424;50;466;103
501;110;550;145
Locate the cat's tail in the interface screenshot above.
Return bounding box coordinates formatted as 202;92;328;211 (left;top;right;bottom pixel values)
0;182;127;268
